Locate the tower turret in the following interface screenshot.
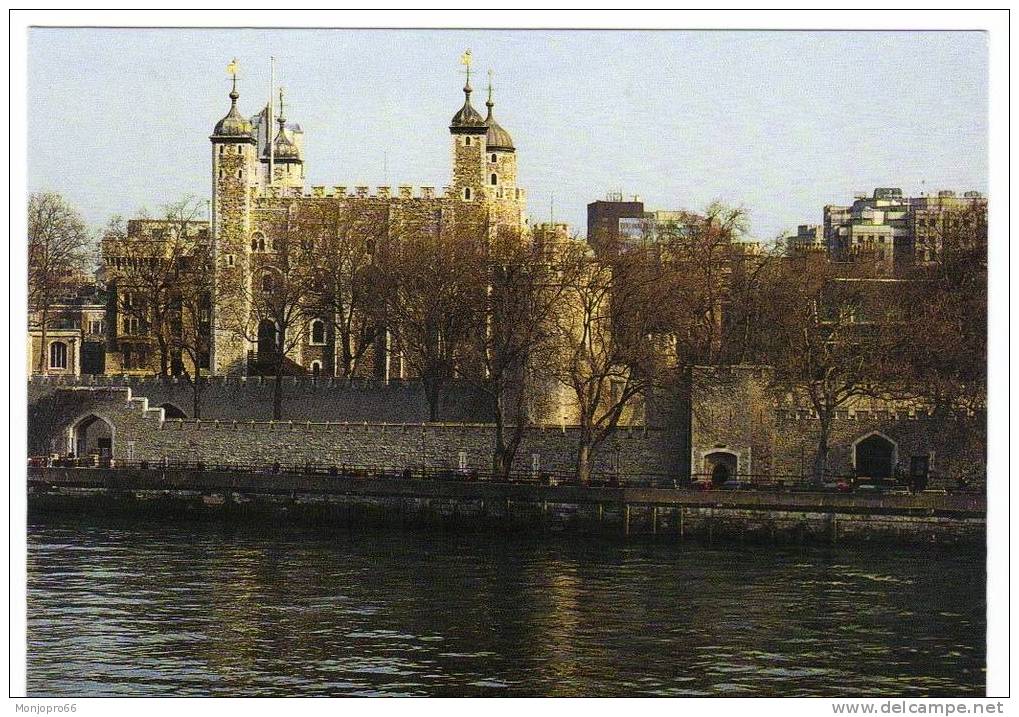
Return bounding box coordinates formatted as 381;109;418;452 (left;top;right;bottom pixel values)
210;60;257;374
484;73;517;199
449;50;488;201
261;87;304;189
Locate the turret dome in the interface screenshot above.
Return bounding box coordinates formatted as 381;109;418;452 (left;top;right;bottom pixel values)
450;81;486;133
484;95;514;152
213;80;253;138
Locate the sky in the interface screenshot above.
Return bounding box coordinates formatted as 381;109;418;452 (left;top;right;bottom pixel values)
27;28;988;242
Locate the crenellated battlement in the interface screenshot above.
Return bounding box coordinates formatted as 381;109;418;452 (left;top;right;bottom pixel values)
32;373;440;391
251;184;457;202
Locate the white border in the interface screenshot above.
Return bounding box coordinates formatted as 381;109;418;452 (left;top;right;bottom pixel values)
8;7;1010;708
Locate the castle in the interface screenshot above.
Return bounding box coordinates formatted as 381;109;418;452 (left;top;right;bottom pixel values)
208;59;527;378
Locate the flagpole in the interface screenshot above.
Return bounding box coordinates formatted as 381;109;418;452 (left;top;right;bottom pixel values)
268;56;275;185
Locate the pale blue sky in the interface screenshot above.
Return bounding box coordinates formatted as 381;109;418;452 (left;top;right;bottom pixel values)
27;28;987;241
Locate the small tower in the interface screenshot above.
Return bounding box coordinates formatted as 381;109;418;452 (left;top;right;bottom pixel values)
449;50;488;201
210;60;257;374
262;87;304;189
484;72;517;198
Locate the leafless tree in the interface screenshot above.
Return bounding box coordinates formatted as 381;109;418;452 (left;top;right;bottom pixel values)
464;226;575;479
219;203;318;419
760;254;899;485
171;243;213;418
28;192;94;374
304;203;386;378
548;241;663;483
374;218;487;421
108;196;206;375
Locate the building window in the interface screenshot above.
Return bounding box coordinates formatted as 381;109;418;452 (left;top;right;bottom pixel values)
219;169;224;179
491;153;497;163
463;187;472;200
49;341;68;370
310;319;326;345
465;136;472;146
219;145;225;156
251;233;266;252
261;273;276;293
121;292;134;309
223;254;235;267
236;169;243;179
123;317;141;335
310;361;322;377
490;173;498;186
88;320;104;335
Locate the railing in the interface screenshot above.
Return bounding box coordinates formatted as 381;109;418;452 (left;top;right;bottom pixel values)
27;459;985;495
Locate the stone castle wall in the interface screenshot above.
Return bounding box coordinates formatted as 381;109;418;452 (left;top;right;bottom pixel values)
28;375;493;423
689;366;985;485
28;387;680;480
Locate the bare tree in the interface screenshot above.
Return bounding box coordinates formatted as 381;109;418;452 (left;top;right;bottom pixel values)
28;192;93;374
549;241;662;483
465;226;574;479
895;203;987;417
305;203;385;377
108;196;206;375
172;243;213;418
219;204;318;419
374;218;487;421
761;254;899;485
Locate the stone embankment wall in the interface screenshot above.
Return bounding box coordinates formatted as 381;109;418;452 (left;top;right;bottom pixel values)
28;468;986;546
29;387;680;479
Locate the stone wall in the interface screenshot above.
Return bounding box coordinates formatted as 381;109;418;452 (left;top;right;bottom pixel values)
689;366;985;485
28;387;681;481
29;375;493;423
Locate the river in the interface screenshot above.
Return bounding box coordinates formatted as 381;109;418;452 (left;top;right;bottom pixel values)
26;514;985;696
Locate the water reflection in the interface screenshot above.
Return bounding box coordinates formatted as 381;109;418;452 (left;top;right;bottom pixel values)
26;516;985;696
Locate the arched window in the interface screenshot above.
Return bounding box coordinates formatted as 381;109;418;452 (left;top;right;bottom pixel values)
464;187;472;200
49;341;68;370
465;136;472;146
251;233;266;252
261;272;275;293
310;319;326;345
491;153;497;163
310;361;322;377
490;173;498;186
219;145;224;156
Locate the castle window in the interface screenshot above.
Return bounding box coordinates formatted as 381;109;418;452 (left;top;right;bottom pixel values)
465;136;472;146
490;173;498;186
219;169;224;179
310;361;322;377
237;170;242;179
491;153;497;163
49;341;68;370
261;272;276;293
123;317;141;335
223;254;235;267
251;233;266;252
464;187;472;201
310;319;326;345
219;145;224;156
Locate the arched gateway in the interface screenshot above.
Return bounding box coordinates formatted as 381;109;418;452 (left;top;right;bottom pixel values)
68;414;114;458
703;450;738;485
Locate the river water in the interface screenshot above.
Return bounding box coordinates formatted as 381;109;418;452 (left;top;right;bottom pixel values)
26;515;985;697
